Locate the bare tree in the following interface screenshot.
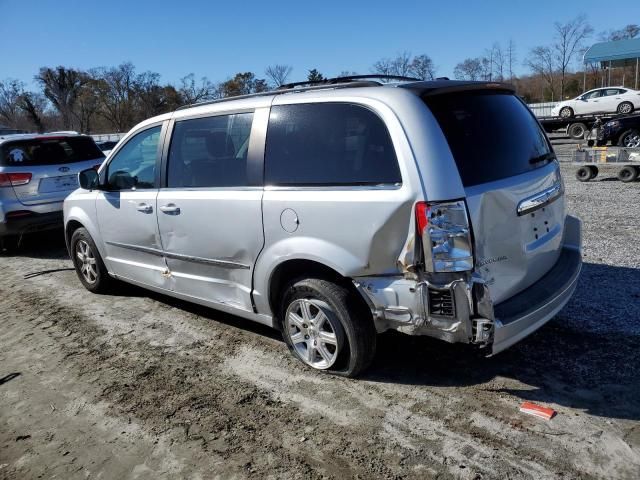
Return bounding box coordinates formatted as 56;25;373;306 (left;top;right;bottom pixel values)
372;52;435;80
409;54;436;80
265;65;292;87
490;43;506;81
35;66;90;129
600;24;640;41
553;16;593;99
525;46;557;100
507;39;517;82
392;51;413;77
0;79;24;127
18;92;47;133
179;73;218;104
94;62;137;132
454;58;483;80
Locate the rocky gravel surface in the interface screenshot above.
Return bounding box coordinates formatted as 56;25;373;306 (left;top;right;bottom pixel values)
1;162;639;479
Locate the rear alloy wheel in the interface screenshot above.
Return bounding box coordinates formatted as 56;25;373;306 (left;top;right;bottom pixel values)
280;278;376;377
617;101;634;115
618;166;639;183
285;298;342;370
618;129;640;148
575;166;592;182
567;122;587;140
559;106;574;118
70;227;114;293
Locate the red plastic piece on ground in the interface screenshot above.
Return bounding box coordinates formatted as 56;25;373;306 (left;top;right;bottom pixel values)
519;402;557;420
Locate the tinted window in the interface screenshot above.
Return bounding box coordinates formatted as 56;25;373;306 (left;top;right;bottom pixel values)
167;113;253;188
265;103;401;186
1;136;104;167
604;89;620;96
583;90;602;100
106;126;161;190
424;92;552;187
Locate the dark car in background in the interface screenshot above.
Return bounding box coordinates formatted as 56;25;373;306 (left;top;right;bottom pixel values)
598;113;640;147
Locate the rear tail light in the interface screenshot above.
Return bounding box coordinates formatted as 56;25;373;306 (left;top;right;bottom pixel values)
416;200;474;272
0;172;32;187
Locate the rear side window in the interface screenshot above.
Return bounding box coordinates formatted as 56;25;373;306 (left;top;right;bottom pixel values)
167;113;254;188
265;103;401;186
423;92;552;187
0;136;104;167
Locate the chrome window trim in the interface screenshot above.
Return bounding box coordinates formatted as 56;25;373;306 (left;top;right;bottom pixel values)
263;183;403;192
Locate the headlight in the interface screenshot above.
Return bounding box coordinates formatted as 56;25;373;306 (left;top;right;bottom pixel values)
415;200;473;272
605;120;622;129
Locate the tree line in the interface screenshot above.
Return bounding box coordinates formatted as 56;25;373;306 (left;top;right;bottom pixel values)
1;19;638;134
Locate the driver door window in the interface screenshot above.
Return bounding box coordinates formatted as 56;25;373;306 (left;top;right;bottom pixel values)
106;126;161;190
583;90;602;100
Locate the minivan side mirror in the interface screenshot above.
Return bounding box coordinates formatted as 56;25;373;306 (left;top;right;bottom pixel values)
78;168;100;190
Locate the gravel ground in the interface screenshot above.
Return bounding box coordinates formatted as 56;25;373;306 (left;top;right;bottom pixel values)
1;162;639;479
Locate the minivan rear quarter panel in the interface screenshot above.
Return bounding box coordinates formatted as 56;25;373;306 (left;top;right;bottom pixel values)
253;89;461;316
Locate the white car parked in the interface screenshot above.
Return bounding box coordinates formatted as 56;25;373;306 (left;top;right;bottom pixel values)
551;87;640;118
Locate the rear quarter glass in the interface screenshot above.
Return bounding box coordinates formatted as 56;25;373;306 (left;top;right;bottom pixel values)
0;137;105;167
423;92;552;187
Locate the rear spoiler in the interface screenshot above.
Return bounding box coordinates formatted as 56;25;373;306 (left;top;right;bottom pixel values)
400;81;516;97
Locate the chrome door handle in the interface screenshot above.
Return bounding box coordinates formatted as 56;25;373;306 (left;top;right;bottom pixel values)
160;204;180;214
136;203;153;213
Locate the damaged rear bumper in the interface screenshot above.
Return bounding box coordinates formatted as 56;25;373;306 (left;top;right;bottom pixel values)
354;215;582;354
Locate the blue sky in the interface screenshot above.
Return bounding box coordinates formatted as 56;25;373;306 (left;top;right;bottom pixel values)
2;0;639;88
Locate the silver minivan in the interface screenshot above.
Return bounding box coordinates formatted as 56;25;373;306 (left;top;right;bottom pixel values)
1;133;105;250
64;78;582;377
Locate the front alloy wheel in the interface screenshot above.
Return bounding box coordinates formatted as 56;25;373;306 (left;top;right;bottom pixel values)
75;239;98;284
70;227;114;293
285;298;342;369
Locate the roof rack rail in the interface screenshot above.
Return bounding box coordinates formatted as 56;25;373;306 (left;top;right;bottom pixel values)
175;75;421;112
278;74;420;90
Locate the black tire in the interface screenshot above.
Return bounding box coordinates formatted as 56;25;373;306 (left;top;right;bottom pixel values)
279;278;376;377
70;227;114;293
617;129;640;148
618;166;639;183
559;106;574;118
617;101;634;115
567;122;587;140
575;166;592;182
588;166;598;180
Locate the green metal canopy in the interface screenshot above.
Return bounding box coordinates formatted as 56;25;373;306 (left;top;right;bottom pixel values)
584;38;640;66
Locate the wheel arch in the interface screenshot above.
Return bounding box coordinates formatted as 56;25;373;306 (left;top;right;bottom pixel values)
64;207;106;259
262;258;372;332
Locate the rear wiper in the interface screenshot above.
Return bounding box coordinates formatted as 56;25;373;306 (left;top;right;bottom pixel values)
529;152;556;165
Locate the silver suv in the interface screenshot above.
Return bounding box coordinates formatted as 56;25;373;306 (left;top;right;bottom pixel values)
1;133;105;250
64;78;582;377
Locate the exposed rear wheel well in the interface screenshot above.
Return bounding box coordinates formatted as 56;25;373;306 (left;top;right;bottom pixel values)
268;259;370;330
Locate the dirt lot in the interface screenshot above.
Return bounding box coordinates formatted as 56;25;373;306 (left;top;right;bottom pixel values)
1;163;639;480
